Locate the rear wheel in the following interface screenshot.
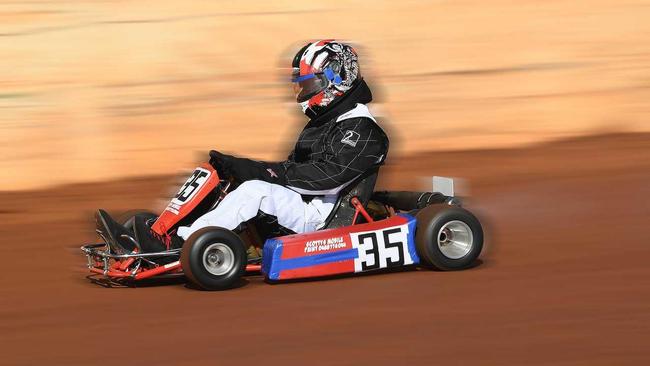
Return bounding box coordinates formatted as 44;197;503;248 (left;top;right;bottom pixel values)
415;204;483;270
181;227;247;290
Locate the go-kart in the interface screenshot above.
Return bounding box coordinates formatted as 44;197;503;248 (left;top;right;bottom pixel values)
81;163;484;290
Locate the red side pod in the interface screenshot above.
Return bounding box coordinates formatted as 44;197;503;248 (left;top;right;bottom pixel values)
262;214;420;281
151;163;219;235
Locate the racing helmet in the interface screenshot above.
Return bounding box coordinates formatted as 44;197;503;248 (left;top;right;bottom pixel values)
291;40;361;116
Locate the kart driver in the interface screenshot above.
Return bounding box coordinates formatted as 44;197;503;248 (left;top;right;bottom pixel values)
96;40;389;253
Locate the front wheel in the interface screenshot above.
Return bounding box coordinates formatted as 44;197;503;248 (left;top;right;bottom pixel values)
415;205;483;270
181;227;247;290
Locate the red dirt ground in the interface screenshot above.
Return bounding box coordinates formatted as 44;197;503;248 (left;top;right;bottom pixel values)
1;133;648;365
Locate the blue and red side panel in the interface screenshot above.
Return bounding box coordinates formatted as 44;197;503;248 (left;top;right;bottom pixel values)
262;214;419;281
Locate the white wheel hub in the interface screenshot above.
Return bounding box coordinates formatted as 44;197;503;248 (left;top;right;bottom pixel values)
202;243;235;276
437;220;473;259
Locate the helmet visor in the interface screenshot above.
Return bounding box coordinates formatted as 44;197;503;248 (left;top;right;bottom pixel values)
292;69;329;103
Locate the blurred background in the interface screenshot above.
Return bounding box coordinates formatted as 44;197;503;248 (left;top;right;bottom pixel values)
2;2;649;365
1;0;649;190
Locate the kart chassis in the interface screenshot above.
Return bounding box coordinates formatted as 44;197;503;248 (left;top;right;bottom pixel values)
81;194;374;282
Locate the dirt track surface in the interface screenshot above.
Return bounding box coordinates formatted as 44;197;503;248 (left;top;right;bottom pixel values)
1;133;649;365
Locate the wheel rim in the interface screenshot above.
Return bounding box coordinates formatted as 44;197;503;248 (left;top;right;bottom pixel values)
437;220;473;259
202;243;235;276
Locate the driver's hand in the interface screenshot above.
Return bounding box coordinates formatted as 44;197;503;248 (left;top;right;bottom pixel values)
208;150;233;179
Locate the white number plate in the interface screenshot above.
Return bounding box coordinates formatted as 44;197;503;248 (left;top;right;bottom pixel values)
171;167;211;206
350;223;415;272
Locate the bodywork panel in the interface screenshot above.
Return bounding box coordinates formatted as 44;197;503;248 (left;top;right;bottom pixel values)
262;214;419;280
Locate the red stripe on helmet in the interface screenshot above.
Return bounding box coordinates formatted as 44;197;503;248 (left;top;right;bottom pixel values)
299;60;313;76
309;91;324;107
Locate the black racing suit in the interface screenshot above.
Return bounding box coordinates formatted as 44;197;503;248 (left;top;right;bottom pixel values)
219;79;389;197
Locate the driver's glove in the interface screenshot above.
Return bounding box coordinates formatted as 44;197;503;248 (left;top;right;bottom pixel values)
208;150;286;185
208;150;234;179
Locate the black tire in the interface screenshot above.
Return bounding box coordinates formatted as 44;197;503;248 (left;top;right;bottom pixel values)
117;209;158;231
415;204;483;270
180;227;247;290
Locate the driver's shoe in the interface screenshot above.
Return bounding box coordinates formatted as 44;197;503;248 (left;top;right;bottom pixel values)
95;209;137;254
247;246;263;263
133;215;183;252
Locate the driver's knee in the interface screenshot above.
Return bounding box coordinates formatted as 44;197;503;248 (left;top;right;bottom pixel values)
233;180;272;198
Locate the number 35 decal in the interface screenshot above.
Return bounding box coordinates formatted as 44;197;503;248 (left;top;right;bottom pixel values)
172;168;210;206
350;224;416;272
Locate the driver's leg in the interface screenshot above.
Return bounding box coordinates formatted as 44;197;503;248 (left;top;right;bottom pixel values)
176;180;322;240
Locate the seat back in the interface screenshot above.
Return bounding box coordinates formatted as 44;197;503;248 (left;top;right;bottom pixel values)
321;166;380;229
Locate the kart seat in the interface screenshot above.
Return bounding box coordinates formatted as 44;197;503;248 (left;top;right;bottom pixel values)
321;165;380;229
252;166;380;238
